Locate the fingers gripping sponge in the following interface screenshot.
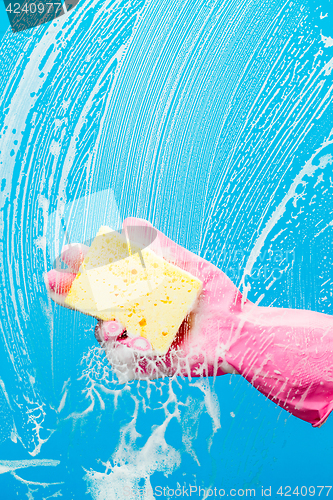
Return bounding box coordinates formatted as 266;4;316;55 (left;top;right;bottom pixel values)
65;226;202;354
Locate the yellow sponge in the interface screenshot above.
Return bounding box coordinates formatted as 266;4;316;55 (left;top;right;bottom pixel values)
65;226;202;354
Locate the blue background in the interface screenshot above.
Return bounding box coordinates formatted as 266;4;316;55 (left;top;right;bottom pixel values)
0;2;9;35
0;0;333;498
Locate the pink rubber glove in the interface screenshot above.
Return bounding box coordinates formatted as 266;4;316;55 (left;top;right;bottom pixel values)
45;218;333;427
224;305;333;427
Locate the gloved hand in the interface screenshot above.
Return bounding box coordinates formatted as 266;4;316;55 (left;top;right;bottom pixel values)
45;217;242;382
45;217;333;427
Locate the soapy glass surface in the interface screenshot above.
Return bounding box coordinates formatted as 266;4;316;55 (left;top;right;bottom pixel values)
1;0;333;494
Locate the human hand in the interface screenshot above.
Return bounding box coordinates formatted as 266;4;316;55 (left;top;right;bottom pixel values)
45;218;243;383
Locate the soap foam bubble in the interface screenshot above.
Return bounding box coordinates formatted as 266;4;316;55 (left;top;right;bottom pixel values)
75;346;221;499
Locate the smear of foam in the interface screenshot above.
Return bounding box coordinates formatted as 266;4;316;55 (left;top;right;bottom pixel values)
190;379;221;451
0;458;60;474
80;350;182;499
0;459;63;498
84;411;181;500
74;347;223;499
240;138;333;305
181;395;205;465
